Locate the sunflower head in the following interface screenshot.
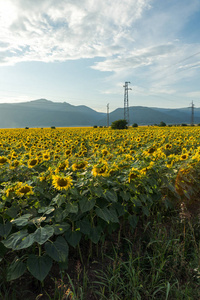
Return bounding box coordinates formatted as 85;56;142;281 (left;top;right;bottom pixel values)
0;156;8;165
128;167;140;183
102;149;108;156
180;153;188;160
43;152;50;161
92;161;108;177
16;183;34;197
9;159;20;169
52;175;73;191
72;161;87;171
56;160;69;173
28;158;38;168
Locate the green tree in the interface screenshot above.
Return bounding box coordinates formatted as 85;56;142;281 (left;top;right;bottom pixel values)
159;121;166;127
132;123;138;127
111;119;128;129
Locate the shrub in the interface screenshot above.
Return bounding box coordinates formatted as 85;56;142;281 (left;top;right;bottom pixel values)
93;125;98;128
132;123;138;127
51;126;56;129
111;119;128;129
159;121;166;127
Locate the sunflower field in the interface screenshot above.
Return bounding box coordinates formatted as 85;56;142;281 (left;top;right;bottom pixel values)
0;126;200;299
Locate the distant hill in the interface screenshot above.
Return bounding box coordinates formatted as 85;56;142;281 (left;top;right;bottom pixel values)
0;99;199;128
0;99;106;128
98;106;200;126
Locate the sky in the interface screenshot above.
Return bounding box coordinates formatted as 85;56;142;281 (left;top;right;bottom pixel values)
0;0;200;112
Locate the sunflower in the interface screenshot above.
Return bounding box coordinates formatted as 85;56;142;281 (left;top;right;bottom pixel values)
147;147;156;154
102;149;108;156
43;152;50;161
92;161;108;177
128;167;140;183
55;160;69;173
5;186;16;197
65;149;71;156
9;159;20;169
28;158;38;168
180;153;188;160
72;161;87;171
165;144;172;150
52;175;73;191
107;162;119;176
16;183;34;197
0;156;8;165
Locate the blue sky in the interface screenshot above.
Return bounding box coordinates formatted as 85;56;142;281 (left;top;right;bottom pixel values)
0;0;200;112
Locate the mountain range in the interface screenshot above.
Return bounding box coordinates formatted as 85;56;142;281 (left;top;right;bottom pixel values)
0;99;199;128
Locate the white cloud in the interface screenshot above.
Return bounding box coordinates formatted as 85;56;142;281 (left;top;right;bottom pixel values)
185;91;200;98
0;0;200;109
0;0;151;65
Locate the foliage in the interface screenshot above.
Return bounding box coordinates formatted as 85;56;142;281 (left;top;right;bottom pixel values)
159;121;166;127
132;123;138;127
111;119;128;129
0;126;199;298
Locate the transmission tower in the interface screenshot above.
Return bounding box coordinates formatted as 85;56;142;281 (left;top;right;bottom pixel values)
107;103;109;127
123;82;132;126
191;100;194;126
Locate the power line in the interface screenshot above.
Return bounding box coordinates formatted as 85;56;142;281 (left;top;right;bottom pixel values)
148;50;200;82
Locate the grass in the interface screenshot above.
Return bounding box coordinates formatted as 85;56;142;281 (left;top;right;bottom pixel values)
0;204;199;300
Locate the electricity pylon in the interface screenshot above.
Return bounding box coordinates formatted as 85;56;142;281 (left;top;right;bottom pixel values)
123;82;132;126
107;103;109;127
191;100;194;126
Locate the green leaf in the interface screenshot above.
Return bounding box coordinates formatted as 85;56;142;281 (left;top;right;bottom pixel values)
120;191;130;202
104;190;118;203
139;194;147;204
58;260;68;271
65;230;81;248
38;207;55;215
142;206;150;216
27;254;52;281
45;236;68;262
95;207;119;223
11;214;32;227
65;203;78;214
76;219;91;235
51;194;66;207
33;226;54;245
88;226;102;244
133;198;142;207
6;206;19;218
53;223;70;235
54;208;65;222
112;202;125;217
95;207;110;223
90;186;103;197
128;215;139;230
79;197;95;213
0;242;7;258
0;222;12;238
2;230;34;250
7;259;26;281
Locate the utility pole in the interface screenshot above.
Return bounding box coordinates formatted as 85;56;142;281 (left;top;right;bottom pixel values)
191;100;194;126
123;81;132;126
107;103;109;127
